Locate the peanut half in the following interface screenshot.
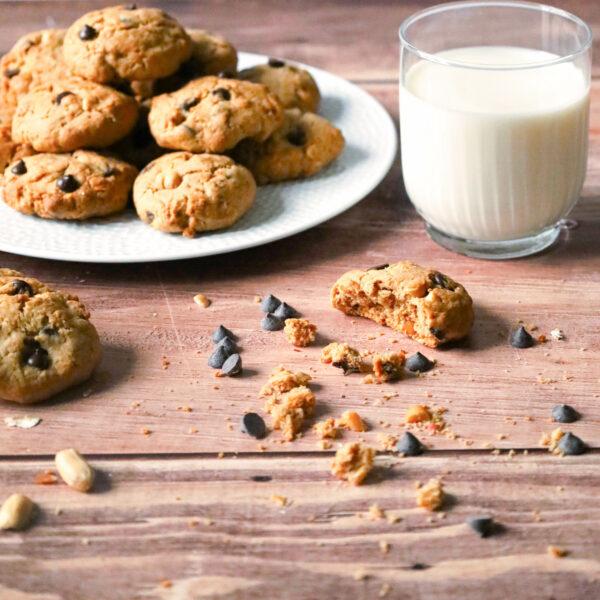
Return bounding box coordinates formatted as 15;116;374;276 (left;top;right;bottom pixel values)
0;493;36;530
55;448;95;492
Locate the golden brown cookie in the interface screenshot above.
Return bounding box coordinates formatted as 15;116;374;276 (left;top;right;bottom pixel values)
0;269;101;404
232;108;344;184
0;29;66;111
133;152;256;237
148;76;283;153
238;59;320;112
12;79;139;152
2;151;138;220
331;261;474;348
63;5;192;83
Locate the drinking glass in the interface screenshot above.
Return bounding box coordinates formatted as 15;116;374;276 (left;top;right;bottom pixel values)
399;1;592;259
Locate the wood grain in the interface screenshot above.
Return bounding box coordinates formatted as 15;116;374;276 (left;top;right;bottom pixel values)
1;453;599;599
1;82;599;455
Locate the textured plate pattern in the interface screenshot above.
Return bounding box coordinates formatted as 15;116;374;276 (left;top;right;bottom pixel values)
0;52;397;263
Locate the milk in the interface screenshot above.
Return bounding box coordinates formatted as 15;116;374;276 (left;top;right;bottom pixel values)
400;46;589;241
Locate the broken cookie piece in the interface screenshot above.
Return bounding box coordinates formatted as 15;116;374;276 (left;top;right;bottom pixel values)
321;342;365;374
260;366;311;397
284;318;317;347
331;442;375;485
372;351;406;382
416;478;445;511
330;261;474;348
314;417;341;439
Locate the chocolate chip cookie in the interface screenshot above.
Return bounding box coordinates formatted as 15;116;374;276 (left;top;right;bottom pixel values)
63;6;192;83
12;79;139;152
148;76;283;153
331;261;474;348
0;269;101;404
232;108;344;184
0;29;66;111
238;60;320;112
133;152;256;237
2;151;138;220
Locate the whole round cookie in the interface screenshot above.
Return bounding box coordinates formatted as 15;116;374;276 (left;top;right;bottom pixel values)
12;79;139;152
238;59;320;112
232;108;344;184
63;5;192;83
2;151;138;220
0;269;101;404
148;76;283;153
0;29;65;111
0;106;34;172
133;152;256;237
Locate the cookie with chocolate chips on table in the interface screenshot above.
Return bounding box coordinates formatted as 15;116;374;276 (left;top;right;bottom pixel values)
0;269;101;404
2;150;138;220
62;5;192;83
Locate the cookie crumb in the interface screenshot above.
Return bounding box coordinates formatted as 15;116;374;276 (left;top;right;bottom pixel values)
159;580;173;588
321;342;365;374
270;494;288;507
34;470;58;485
284;318;317;347
405;404;432;423
193;293;211;308
547;545;568;558
314;418;340;439
379;540;390;554
368;503;385;520
550;328;565;341
416;478;445;511
331;442;375;485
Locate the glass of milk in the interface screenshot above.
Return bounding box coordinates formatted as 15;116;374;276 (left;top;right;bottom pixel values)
399;1;592;259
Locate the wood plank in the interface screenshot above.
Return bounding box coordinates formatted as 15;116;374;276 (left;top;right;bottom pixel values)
1;81;599;455
0;453;599;599
0;0;600;79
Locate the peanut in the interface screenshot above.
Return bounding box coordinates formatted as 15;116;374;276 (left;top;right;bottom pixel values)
0;493;35;530
55;448;95;492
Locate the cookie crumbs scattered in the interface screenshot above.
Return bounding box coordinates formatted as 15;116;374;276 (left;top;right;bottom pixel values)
372;351;406;383
337;410;367;432
405;404;432;423
34;470;58;485
331;442;375;485
539;427;564;454
193;293;211;308
377;433;398;451
314;418;340;440
161;356;170;370
270;494;288;507
353;569;369;581
416;478;445;511
141;427;152;436
284;318;317;347
159;579;173;588
368;503;385;520
547;545;568;558
321;342;365;374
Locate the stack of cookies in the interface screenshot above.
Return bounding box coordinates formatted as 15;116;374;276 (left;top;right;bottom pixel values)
0;5;345;237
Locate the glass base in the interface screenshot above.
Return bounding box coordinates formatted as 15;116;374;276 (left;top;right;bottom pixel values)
426;224;561;260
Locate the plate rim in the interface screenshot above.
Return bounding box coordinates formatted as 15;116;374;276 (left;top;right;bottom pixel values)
0;52;398;264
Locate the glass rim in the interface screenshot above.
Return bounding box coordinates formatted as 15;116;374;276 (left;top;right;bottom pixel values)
398;0;593;70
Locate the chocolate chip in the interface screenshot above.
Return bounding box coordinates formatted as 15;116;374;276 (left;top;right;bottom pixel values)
261;313;283;331
212;87;231;100
216;335;237;355
557;432;586;456
273;302;298;320
221;353;242;376
510;325;534;348
410;563;429;570
56;174;80;193
40;326;57;336
251;475;272;482
430;271;453;290
552;404;579;424
181;97;199;111
467;516;495;538
430;327;444;340
286;127;306;147
10;279;34;296
79;25;98;41
21;339;50;370
208;344;230;369
212;325;234;343
396;431;423;456
260;294;281;313
4;67;19;78
405;352;435;373
268;58;285;68
11;160;27;175
241;412;266;439
368;263;389;271
54;91;73;105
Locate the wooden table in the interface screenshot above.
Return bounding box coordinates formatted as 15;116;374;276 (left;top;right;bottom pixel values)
1;1;599;598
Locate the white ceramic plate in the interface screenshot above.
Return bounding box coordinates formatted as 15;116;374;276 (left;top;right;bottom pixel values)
0;52;397;263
